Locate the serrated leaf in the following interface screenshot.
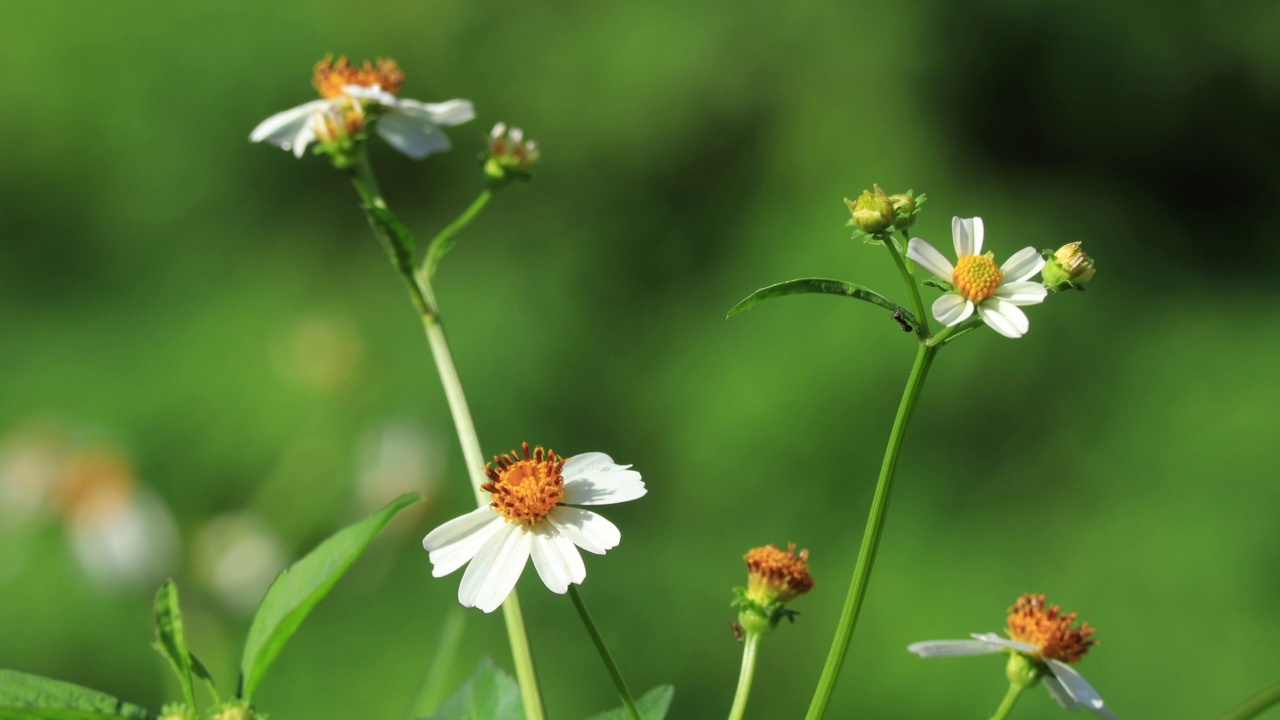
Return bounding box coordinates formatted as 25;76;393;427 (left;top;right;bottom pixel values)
238;493;419;701
363;205;418;282
151;581;196;712
426;658;523;720
0;670;152;719
582;685;675;720
727;278;914;326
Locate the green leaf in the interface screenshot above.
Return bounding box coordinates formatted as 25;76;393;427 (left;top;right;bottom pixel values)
0;670;152;719
363;205;418;282
425;657;523;720
237;493;419;701
151;581;196;712
922;277;953;292
727;278;915;326
582;685;675;720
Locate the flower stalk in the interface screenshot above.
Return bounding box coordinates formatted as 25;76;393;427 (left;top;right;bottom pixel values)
570;586;641;720
727;632;762;720
990;683;1025;720
1218;679;1280;720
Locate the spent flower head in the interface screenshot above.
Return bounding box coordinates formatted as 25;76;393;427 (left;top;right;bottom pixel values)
907;217;1048;338
484;122;540;184
908;593;1116;718
422;443;645;613
1042;242;1096;292
732;543;814;636
249;55;474;165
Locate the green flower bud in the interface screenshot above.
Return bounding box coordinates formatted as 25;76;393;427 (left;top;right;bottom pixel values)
845;186;895;234
159;704;194;720
212;701;265;720
1042;242;1096;292
1005;651;1044;689
889;193;917;230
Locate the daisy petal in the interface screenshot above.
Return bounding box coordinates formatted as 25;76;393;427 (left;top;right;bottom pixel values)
342;84;397;106
249;100;329;150
423;507;504;577
545;506;620;555
1047;659;1112;715
1000;246;1047;283
376;113;452;159
993;281;1048;306
932;293;974;327
529;524;586;594
1043;672;1082;710
969;633;1039;654
562;453;645;505
907;639;1005;657
977;299;1030;338
458;523;531;613
395;98;476;126
907;238;955;279
953;216;984;257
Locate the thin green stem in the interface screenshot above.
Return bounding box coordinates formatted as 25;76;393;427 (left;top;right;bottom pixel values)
1218;679;1280;720
410;605;467;717
727;632;763;720
882;234;931;340
804;343;938;720
569;586;640;720
989;683;1024;720
420;188;493;282
349;155;545;720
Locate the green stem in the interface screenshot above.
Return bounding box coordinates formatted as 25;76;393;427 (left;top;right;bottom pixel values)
804;343;938;720
349;154;546;720
989;683;1024;720
882;236;931;340
569;585;640;720
1218;679;1280;720
727;632;763;720
420;188;493;282
410;605;467;717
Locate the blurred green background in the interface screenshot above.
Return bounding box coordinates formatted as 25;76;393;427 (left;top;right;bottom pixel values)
3;1;1279;718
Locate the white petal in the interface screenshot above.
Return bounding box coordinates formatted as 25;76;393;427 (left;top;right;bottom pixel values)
992;281;1048;306
907;639;1005;657
1046;660;1112;715
906;238;955;279
953;216;984;257
248;100;329;150
375;113;453;160
562;453;645;505
977;299;1030;338
932;293;973;327
457;523;531;613
529;524;586;594
423;507;504;577
394;98;476;126
969;633;1039;654
544;506;620;555
1000;246;1046;283
1043;672;1081;710
342;84;397;106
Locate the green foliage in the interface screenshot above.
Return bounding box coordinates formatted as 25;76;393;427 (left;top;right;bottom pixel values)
581;686;674;720
727;278;915;327
151;582;197;713
237;493;419;702
0;670;153;719
362;205;419;285
425;658;523;720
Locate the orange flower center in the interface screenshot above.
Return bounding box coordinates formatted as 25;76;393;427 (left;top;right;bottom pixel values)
1006;593;1096;664
313;55;404;99
953;253;1002;302
482;443;565;523
744;543;815;603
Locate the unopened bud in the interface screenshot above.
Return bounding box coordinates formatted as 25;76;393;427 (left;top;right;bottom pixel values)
889;193;917;230
845;186;895;234
1042;242;1095;291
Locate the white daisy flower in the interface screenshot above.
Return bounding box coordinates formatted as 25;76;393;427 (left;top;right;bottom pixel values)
422;443;645;613
249;55;474;160
908;593;1118;719
906;217;1048;338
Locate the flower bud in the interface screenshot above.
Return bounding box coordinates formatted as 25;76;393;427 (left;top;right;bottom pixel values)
484;122;540;185
159;704;194;720
211;701;262;720
1042;242;1095;292
845;187;895;234
732;543;814;636
889;193;917;230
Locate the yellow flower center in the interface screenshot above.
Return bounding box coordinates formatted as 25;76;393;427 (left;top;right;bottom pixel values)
481;443;565;523
1005;593;1096;664
952;253;1003;302
744;543;815;604
312;55;404;99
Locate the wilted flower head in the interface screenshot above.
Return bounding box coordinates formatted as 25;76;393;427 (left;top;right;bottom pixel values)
733;543;814;636
908;593;1117;718
249;54;474;163
484;122;540;184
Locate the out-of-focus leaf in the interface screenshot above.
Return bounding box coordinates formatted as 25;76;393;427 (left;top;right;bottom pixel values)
425;657;523;720
727;278;913;326
238;493;419;701
0;670;152;719
582;685;675;720
151;581;196;711
363;205;418;282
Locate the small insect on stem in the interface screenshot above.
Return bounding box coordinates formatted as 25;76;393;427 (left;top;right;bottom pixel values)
893;309;913;333
731;621;744;643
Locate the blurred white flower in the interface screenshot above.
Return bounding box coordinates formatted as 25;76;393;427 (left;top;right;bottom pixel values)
193;512;288;614
907;217;1047;338
355;421;443;519
423;444;645;613
249;55;474;160
908;594;1117;719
